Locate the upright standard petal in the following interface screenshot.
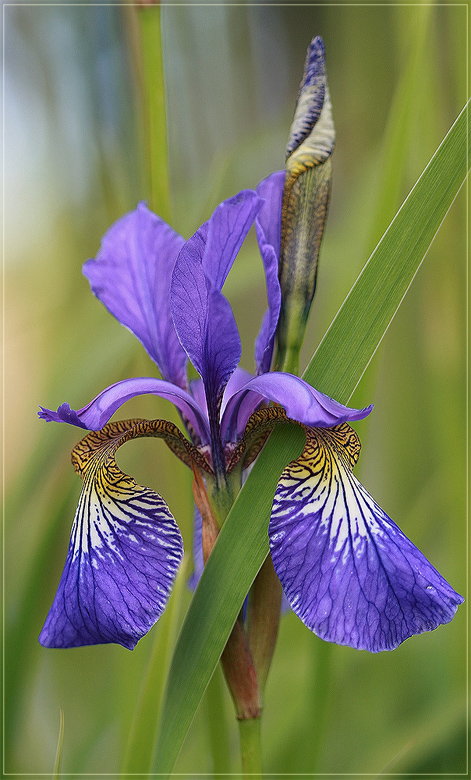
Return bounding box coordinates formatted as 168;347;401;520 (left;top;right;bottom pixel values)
171;191;262;472
270;425;463;652
39;420;185;649
254;172;283;374
83;203;188;388
171;191;262;396
39;377;211;444
221;371;372;442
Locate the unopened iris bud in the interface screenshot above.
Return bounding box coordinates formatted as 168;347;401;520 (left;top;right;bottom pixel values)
276;36;335;374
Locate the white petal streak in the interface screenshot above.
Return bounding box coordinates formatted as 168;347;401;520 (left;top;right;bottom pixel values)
39;420;184;649
270;424;463;652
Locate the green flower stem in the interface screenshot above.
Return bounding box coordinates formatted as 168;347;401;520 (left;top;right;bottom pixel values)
207;473;238;529
301;638;333;773
220;617;261;720
136;3;171;221
202;469;262;758
247;555;283;694
121;559;189;776
204;665;232;774
238;716;263;779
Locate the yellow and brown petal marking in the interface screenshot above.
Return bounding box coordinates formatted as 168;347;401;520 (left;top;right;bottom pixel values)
39;418;208;649
270;426;463;651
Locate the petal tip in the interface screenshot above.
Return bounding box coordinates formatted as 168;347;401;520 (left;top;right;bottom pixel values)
38;403;88;429
270;426;463;653
304;36;326;87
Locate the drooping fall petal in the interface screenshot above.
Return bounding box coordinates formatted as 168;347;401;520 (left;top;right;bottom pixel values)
270;425;463;652
39;419;194;649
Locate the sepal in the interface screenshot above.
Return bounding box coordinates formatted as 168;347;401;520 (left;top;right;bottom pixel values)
39;419;190;649
270;424;463;652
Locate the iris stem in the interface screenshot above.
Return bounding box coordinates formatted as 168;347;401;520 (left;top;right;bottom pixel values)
136;3;172;221
274;344;300;376
205;665;231;773
121;559;188;776
238;716;263;779
204;472;263;768
247;555;283;694
305;639;333;772
207;471;238;529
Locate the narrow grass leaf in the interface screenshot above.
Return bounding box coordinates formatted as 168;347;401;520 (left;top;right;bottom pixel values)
52;708;65;779
152;424;306;775
121;558;189;777
152;101;469;775
304;100;469;403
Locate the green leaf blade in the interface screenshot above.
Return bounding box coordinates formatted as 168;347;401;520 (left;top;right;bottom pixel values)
152;424;306;775
152;100;469;776
303;100;469;403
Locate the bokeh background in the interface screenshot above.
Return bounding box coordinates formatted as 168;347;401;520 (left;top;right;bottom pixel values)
4;2;467;776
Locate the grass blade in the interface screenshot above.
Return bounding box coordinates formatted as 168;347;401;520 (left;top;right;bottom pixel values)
52;709;65;779
151;101;469;775
121;558;189;776
303;99;469;403
152;424;306;775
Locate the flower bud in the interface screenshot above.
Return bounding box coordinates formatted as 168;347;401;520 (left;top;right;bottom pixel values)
276;36;335;374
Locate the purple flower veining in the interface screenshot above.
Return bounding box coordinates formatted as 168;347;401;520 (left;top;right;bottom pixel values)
38;177;462;652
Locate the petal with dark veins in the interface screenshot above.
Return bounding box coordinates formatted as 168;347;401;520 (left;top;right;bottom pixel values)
270;425;463;652
83;203;187;388
39;419;189;649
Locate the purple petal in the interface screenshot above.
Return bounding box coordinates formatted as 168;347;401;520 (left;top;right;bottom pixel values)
190;368;254;418
39;422;184;649
222;367;254;412
171;191;262;470
171;191;262;403
171;229;241;429
38;377;211;444
221;371;372;442
220;387;265;444
202;189;263;291
39;402;88;429
190;368;254;445
188;503;204;591
254;172;284;374
83;203;188;388
189;378;207;418
270;427;463;652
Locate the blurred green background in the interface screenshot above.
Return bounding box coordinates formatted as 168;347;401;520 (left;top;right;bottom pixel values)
4;2;467;777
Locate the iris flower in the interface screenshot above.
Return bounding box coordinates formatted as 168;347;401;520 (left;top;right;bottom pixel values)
38;177;463;653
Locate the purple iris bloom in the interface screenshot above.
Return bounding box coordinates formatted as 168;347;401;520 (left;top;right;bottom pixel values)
38;175;463;652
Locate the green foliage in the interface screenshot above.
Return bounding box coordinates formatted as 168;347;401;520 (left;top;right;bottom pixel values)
154;98;469;776
304;100;469;404
4;4;467;776
153;424;306;774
